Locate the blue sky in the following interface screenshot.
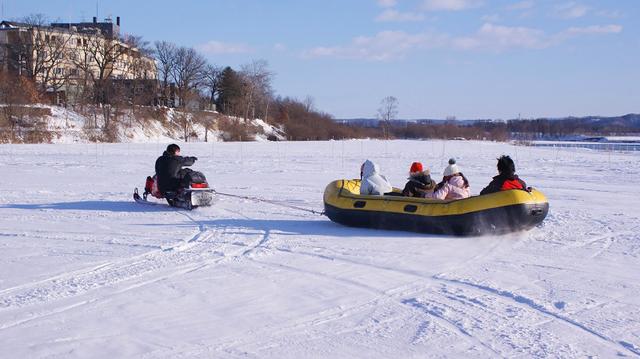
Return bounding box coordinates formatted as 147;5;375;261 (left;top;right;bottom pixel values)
2;0;638;119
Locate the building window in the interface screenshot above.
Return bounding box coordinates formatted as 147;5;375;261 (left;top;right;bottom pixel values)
54;68;64;75
77;38;82;46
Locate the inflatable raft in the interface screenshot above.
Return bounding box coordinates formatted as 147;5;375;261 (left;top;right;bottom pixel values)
323;180;548;236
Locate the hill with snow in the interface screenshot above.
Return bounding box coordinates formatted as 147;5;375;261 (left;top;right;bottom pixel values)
2;105;286;144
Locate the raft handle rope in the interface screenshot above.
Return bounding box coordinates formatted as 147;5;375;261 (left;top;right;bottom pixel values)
213;190;325;216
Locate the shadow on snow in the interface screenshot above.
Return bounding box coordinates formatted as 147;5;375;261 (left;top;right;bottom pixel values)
172;218;436;239
0;200;167;213
2;201;444;238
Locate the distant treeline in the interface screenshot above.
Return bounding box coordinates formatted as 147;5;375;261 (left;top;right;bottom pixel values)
326;115;640;141
505;115;640;139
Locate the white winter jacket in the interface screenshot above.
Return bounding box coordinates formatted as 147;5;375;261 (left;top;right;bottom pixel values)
360;160;393;195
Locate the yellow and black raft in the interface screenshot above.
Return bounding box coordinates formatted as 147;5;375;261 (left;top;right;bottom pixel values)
323;180;549;236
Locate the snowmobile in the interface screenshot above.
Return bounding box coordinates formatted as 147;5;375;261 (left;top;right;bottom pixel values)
133;170;214;210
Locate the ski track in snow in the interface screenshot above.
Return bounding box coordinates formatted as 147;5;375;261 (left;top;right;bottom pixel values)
0;207;278;332
432;276;639;356
1;140;639;358
242;239;638;357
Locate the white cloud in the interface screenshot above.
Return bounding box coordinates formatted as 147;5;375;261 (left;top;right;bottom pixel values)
453;23;547;50
303;31;448;61
550;24;622;44
596;9;623;19
554;2;589;19
377;0;397;7
375;9;425;22
422;0;483;11
273;43;287;51
454;23;622;51
564;24;622;35
481;13;501;22
506;1;534;11
197;41;253;55
303;23;623;60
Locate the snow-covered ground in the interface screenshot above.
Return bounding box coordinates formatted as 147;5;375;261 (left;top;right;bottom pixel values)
6;104;285;143
0;140;639;358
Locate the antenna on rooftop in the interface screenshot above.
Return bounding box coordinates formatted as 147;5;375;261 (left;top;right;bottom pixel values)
96;0;99;20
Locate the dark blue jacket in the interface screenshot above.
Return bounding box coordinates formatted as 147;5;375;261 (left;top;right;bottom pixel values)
155;151;196;193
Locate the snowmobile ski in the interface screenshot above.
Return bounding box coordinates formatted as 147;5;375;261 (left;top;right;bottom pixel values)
133;188;166;206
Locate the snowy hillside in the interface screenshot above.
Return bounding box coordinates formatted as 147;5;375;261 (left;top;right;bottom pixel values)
0;140;639;358
5;105;285;143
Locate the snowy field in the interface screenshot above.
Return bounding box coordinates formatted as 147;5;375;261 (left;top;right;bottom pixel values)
0;140;639;358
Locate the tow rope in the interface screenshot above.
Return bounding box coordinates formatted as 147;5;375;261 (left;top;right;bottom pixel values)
212;190;325;216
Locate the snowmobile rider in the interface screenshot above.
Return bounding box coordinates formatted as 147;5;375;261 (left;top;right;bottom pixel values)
480;155;528;195
155;144;198;194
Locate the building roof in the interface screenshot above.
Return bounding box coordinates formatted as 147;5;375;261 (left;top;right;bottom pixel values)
51;21;119;38
0;21;36;29
1;20;119;38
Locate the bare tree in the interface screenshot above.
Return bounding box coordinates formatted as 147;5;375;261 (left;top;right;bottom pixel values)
11;14;73;100
193;111;217;142
0;70;40;141
239;59;273;121
377;96;399;139
72;34;132;131
73;34;128;102
121;36;156;115
171;46;206;109
124;35;153;57
303;95;315;112
174;111;195;142
202;63;222;109
154;40;176;106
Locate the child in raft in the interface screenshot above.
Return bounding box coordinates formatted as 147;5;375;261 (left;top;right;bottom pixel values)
425;158;471;200
402;162;436;198
480;155;529;195
360;159;393;195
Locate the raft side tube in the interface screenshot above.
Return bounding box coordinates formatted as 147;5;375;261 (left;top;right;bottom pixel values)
323;179;549;236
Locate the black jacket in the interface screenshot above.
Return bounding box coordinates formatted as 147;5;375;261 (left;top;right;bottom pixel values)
155;151;196;193
480;173;527;195
402;174;435;198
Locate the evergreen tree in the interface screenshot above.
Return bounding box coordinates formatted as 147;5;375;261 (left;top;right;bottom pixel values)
216;67;243;116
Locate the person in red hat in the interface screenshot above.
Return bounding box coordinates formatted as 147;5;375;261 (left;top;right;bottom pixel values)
402;162;436;197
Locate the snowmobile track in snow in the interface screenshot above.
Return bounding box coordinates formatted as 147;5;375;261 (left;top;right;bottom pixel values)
248;239;639;357
0;218;281;331
432;276;640;357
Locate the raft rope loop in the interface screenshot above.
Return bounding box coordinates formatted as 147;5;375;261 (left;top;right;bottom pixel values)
213;190;325;216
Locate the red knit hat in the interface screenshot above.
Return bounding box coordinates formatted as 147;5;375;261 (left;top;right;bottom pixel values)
409;162;423;175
